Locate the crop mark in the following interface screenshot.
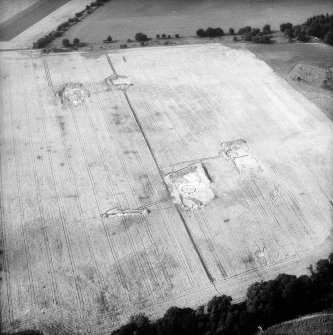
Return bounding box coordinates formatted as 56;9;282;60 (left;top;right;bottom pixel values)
80;57;155;296
105;55;216;284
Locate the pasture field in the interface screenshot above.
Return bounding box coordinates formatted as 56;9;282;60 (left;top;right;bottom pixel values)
262;313;333;334
61;0;333;42
0;44;332;334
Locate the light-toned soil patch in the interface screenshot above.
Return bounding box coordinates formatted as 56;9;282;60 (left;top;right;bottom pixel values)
105;74;132;91
165;163;215;210
101;207;149;218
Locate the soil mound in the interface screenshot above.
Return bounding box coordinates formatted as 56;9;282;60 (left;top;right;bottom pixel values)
288;63;333;90
57;82;90;108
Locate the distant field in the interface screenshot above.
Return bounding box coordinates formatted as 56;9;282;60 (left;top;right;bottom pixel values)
0;0;71;41
63;0;333;42
1;44;332;334
0;0;38;24
262;313;333;334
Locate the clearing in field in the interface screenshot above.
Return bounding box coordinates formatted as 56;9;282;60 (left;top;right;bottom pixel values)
0;44;332;334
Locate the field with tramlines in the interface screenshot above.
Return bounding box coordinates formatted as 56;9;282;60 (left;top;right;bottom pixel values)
0;44;332;334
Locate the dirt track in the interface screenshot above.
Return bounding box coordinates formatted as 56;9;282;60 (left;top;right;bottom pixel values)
0;44;332;334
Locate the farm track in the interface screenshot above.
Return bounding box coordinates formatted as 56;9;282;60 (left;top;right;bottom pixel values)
0;44;332;334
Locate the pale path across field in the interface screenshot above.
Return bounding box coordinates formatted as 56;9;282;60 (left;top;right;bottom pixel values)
0;44;332;334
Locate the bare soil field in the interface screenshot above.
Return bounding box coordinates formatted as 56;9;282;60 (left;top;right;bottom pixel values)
0;44;332;334
262;313;333;334
0;0;71;41
62;0;333;42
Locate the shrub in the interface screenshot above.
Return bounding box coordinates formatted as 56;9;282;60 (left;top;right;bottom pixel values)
285;28;294;41
73;38;80;44
127;38;131;43
262;24;271;34
175;34;180;38
106;35;112;42
135;32;148;41
229;28;235;35
161;33;166;39
57;22;69;31
205;27;224;37
75;12;82;18
140;41;145;46
252;34;272;44
238;26;252;35
156;34;160;39
33;37;51;49
167;34;171;39
196;28;206;37
324;31;333;45
62;38;70;47
280;22;293;32
297;31;310;42
233;36;238;41
86;5;90;10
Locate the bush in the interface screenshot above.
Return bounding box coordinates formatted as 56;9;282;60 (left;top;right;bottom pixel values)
167;34;171;39
62;38;70;47
75;12;82;18
324;31;333;45
252;34;272;44
127;38;131;43
233;36;238;41
262;24;271;34
73;38;80;44
161;33;166;39
285;28;294;41
57;22;69;31
106;35;112;42
135;32;148;42
280;22;293;32
238;26;252;35
243;29;260;41
140;41;145;46
196;27;224;38
156;34;160;39
86;5;90;10
297;31;310;42
175;34;180;38
196;28;206;37
229;28;235;35
33;37;51;49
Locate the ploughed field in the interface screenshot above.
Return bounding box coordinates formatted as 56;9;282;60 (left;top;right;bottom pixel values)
0;44;332;334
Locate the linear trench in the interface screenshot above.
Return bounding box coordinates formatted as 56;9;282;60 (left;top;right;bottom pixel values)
105;54;215;284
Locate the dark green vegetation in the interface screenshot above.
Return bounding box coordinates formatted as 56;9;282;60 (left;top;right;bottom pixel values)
109;253;333;335
280;14;333;45
135;32;149;42
196;27;224;38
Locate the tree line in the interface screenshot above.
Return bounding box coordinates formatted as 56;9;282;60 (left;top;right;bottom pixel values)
280;13;333;44
112;253;333;335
